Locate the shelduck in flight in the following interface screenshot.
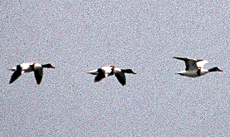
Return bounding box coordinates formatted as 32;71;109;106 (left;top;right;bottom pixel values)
9;62;55;84
88;66;136;86
174;57;223;77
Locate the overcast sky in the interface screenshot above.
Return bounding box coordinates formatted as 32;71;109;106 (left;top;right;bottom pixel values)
1;1;229;136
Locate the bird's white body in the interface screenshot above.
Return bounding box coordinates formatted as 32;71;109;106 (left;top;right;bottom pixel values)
88;66;122;77
10;62;34;73
177;70;209;77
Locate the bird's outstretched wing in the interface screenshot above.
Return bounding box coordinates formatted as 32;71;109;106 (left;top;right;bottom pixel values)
94;69;105;82
34;68;43;84
115;72;126;86
174;57;202;71
9;65;23;84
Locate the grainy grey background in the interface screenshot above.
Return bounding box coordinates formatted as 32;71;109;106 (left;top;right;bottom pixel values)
1;1;229;136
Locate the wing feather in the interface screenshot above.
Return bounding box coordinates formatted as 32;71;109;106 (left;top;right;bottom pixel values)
196;60;208;69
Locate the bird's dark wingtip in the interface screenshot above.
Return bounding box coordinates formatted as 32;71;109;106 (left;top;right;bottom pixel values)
36;80;42;85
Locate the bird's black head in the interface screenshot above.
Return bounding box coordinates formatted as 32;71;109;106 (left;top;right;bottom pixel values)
42;64;55;68
122;69;136;74
208;67;223;72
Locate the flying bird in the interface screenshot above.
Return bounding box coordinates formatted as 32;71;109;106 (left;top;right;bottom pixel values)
9;62;55;84
88;66;136;86
173;57;223;77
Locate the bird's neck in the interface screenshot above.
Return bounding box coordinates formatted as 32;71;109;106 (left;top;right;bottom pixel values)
42;64;50;68
208;67;218;72
122;69;133;73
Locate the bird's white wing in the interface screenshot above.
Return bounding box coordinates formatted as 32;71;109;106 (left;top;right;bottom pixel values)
174;57;203;71
20;63;33;70
186;60;199;70
197;60;208;69
101;66;113;77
